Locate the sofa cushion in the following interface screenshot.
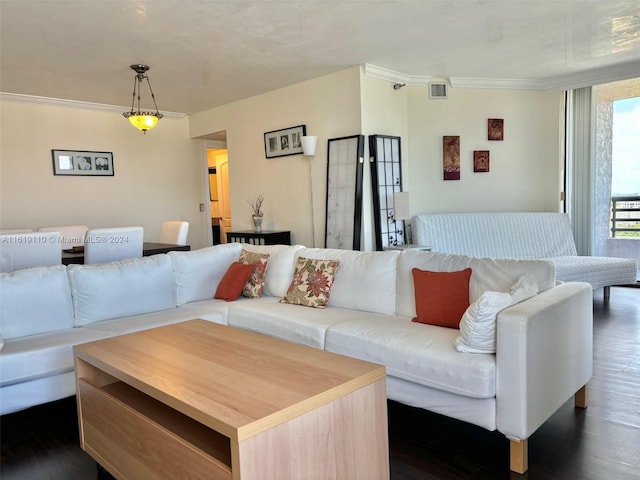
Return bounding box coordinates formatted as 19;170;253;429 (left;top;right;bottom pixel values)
215;262;253;301
454;273;538;353
0;327;111;386
175;299;232;324
412;268;471;328
239;249;269;298
0;265;74;340
325;317;496;398
297;248;400;315
241;244;304;297
280;257;339;308
169;243;243;305
69;255;176;326
228;297;381;349
81;307;225;336
396;251;553;317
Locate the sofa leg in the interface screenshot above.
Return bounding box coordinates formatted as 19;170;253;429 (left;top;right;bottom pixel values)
604;286;610;302
509;438;528;474
575;384;588;408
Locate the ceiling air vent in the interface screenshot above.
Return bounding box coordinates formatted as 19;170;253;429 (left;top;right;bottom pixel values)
429;82;448;99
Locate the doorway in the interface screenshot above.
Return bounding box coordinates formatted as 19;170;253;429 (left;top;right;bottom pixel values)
207;146;231;244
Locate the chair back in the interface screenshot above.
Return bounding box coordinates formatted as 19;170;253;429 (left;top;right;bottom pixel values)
84;226;144;264
0;228;33;234
158;221;189;246
0;232;62;272
38;225;88;250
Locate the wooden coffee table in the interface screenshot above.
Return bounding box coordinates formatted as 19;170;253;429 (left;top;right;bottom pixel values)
74;320;389;479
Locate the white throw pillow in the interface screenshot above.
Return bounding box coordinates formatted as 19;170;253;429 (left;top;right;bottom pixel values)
0;333;4;351
454;273;538;353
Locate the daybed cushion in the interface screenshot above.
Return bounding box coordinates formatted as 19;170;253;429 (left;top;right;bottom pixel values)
69;255;177;326
169;243;243;305
412;212;578;258
0;265;74;339
296;248;400;315
549;255;638;289
326;317;496;398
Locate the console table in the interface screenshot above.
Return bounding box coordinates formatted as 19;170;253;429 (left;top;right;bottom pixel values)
226;230;291;246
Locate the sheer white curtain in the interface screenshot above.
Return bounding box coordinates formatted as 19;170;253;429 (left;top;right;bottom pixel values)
565;86;595;256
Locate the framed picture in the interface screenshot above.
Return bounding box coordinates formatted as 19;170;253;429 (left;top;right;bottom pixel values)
488;119;504;141
443;136;460;180
474;150;490;172
264;125;306;158
52;150;114;176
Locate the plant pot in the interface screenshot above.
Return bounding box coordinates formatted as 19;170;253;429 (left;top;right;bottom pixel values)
252;215;263;232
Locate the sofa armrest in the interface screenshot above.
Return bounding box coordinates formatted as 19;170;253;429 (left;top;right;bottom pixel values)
495;282;593;440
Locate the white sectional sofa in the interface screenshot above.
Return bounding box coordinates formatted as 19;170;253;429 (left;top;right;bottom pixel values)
412;212;638;300
0;242;593;473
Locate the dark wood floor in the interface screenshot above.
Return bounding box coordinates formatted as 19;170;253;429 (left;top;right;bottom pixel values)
1;287;638;480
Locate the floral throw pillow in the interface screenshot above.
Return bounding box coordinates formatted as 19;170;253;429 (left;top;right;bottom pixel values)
280;257;339;308
239;249;270;298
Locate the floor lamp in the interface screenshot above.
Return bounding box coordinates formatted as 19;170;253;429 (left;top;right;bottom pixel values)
301;136;318;247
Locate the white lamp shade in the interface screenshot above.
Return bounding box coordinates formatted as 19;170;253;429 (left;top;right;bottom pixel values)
393;191;411;220
301;136;318;156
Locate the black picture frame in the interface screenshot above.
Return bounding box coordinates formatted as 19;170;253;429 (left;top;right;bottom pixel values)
52;149;114;176
264;125;306;158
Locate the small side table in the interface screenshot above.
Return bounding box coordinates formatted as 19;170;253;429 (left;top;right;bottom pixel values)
226;230;291;246
383;244;431;251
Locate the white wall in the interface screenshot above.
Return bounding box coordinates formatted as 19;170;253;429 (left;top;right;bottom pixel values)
406;86;564;215
189;67;363;247
360;74;409;250
190;70;565;249
0;99;208;248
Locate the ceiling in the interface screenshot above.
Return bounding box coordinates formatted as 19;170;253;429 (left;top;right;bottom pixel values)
1;1;639;115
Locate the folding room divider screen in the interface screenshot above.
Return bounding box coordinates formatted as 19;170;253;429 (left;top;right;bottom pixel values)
369;135;404;250
325;135;365;250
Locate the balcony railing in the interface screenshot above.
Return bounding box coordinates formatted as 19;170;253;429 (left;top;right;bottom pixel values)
611;195;640;238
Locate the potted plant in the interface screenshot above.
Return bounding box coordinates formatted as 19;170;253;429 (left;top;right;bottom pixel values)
248;194;264;231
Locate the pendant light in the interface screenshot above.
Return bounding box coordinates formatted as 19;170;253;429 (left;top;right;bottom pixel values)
122;64;163;134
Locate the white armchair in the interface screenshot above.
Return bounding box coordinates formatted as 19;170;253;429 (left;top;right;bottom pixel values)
0;232;62;272
158;221;189;246
84;227;144;264
38;225;88;250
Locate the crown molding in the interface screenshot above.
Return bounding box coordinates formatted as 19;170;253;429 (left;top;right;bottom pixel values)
364;61;640;91
449;77;546;89
0;92;186;119
363;64;431;87
540;60;640;90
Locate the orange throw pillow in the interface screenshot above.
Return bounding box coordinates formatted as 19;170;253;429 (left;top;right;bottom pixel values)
214;262;253;301
411;268;472;328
